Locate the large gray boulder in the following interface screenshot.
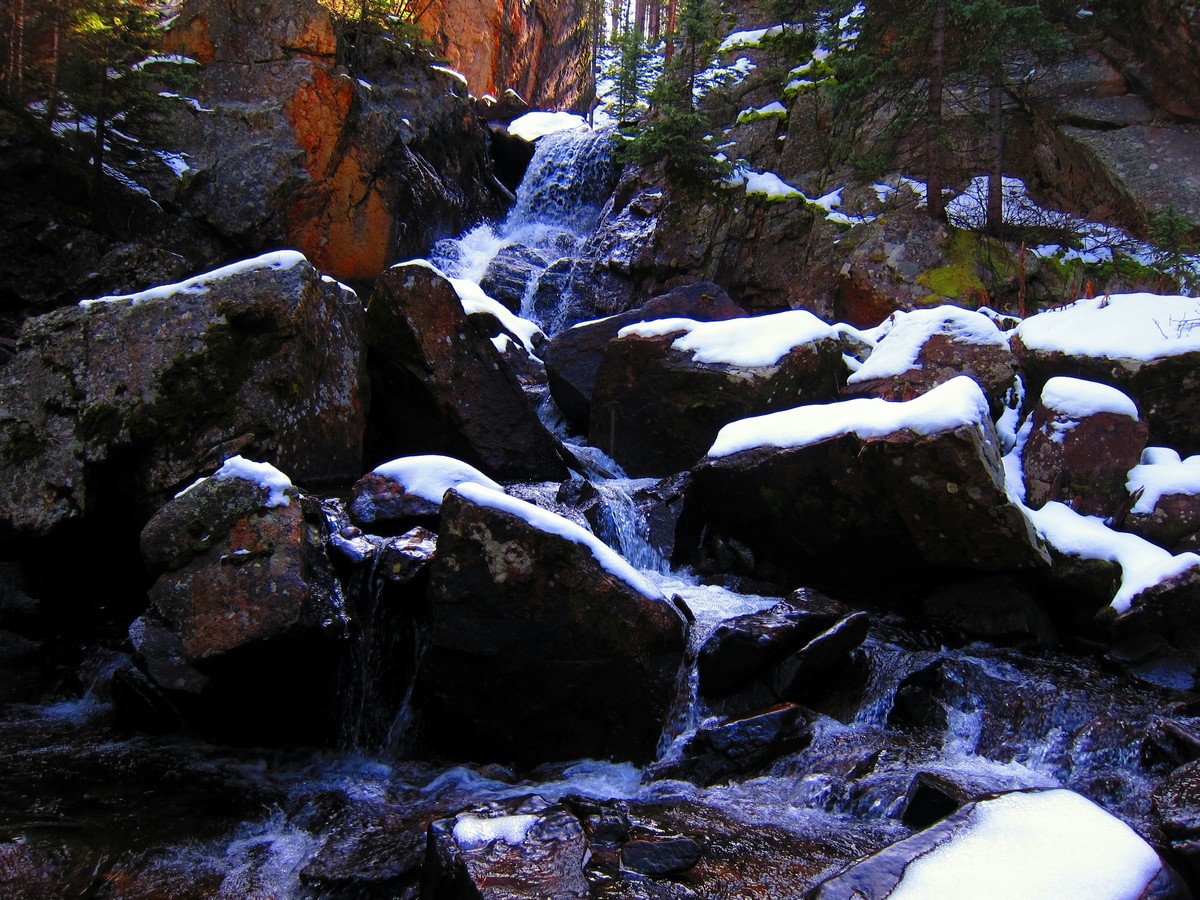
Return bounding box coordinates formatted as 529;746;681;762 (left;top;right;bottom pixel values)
0;251;366;539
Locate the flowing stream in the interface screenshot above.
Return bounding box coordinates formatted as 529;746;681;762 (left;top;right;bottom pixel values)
0;125;1188;897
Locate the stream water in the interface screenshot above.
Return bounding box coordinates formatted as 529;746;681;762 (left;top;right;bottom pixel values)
0;124;1190;897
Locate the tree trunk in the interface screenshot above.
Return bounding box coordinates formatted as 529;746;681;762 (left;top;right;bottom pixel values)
985;79;1004;234
925;0;946;221
663;0;676;63
633;0;646;36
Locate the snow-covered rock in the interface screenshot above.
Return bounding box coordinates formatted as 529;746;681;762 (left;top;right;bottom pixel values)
1021;376;1147;516
843;306;1017;413
1013;294;1200;455
590;309;848;477
677;377;1049;586
349;455;503;531
1125;448;1200;550
809;789;1177;900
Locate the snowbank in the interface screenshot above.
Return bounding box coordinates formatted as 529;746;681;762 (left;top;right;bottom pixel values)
1015;294;1200;361
370;456;502;505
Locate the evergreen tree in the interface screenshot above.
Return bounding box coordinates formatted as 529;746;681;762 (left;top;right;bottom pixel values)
831;0;1063;233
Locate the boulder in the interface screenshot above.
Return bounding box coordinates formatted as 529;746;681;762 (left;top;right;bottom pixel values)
1021;377;1147;516
348;455;503;534
676;377;1049;588
650;703;814;787
479;243;551;313
127;457;347;744
1124;449;1200;551
696;591;850;699
0;252;366;540
164;0;501;281
364;263;568;482
590;310;849;477
842;306;1017;414
808;789;1182;900
414;484;688;766
544;281;747;434
422;797;589;900
1012;294;1200;457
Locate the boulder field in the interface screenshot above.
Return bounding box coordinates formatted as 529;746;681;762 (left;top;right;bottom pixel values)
5;254;1200;896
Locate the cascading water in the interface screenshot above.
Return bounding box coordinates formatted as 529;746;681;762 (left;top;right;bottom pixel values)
431;126;619;334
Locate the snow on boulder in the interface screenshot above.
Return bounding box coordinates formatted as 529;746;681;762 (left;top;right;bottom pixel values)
1125;448;1200;551
1026;500;1200;622
843;306;1017;413
0;251;367;539
129;456;347;745
1012;293;1200;455
364;261;568;482
808;789;1178;900
349;455;502;531
545;282;747;434
424;797;589;899
589;309;849;477
414;484;688;765
1022;377;1147;517
676;377;1048;587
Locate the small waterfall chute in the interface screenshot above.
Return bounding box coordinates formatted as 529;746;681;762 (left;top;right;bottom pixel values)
431;125;619;335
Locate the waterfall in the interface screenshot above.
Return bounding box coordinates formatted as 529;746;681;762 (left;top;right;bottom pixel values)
431;126;618;334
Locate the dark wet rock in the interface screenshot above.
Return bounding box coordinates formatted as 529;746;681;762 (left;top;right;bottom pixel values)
0;839;95;899
887;660;950;733
1109;566;1200;653
770;613;872;700
364;263;568;482
841;307;1017;415
900;771;1009;829
422;796;589;900
298;804;427;897
590;311;847;477
675;378;1048;589
414;487;688;766
0;253;366;541
480;244;551;313
544;281;747;434
651;703;814;787
1022;378;1147;517
921;576;1057;647
128;465;347;744
697;593;848;699
620;834;702;877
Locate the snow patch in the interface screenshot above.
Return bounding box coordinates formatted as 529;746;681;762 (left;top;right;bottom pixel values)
452;813;539;849
847;307;1006;385
80;251;308;307
1027;502;1200;613
619;310;840;368
708;375;990;459
1015;294;1200;362
370;456;502;506
508;111;588;142
1127;449;1200;515
212;456;294;508
1039;377;1139;421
